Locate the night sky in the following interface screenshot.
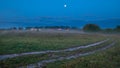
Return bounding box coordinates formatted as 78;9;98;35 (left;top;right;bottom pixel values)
0;0;120;28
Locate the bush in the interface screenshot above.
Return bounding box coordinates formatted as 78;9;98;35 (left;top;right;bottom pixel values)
83;24;101;32
114;25;120;32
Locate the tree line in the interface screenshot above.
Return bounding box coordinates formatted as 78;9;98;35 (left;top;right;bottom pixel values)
83;24;120;33
9;24;120;33
10;26;78;30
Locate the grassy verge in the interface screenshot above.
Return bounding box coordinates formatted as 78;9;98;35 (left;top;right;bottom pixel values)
46;37;120;68
0;54;50;68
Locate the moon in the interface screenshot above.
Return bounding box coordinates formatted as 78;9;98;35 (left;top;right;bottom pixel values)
64;4;67;8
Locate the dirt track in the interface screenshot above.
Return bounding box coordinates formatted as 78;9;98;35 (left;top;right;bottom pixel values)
0;39;109;60
19;42;115;68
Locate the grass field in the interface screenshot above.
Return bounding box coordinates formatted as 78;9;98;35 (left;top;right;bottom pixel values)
47;36;120;68
0;30;107;55
0;30;119;68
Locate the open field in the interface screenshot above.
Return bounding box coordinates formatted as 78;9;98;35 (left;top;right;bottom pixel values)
0;30;119;68
0;30;107;55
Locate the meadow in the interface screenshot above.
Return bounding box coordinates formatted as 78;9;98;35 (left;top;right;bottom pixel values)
47;36;120;68
0;30;119;68
0;30;106;55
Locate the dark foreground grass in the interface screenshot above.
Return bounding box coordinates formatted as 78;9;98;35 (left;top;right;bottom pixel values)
0;54;50;68
1;30;117;68
46;37;120;68
0;39;113;68
0;31;107;54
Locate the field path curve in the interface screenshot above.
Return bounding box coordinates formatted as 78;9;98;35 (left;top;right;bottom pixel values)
0;39;109;60
19;42;115;68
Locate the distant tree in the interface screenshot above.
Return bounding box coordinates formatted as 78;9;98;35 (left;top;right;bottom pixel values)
18;27;23;30
12;27;17;30
83;24;101;32
114;25;120;32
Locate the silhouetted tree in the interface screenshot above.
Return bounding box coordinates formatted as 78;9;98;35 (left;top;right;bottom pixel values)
11;27;17;30
114;25;120;32
18;27;23;30
83;24;101;32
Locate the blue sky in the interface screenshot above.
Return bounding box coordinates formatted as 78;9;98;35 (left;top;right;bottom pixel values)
0;0;120;19
0;0;120;28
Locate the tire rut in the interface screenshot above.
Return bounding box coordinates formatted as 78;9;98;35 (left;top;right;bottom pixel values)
19;42;115;68
0;39;109;60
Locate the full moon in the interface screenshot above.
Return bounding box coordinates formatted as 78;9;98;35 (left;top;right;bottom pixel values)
64;4;67;8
